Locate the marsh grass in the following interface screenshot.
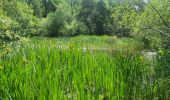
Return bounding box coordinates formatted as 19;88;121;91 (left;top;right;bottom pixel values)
29;35;143;51
0;36;169;99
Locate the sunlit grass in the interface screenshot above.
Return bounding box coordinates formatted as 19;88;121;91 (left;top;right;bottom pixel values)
0;36;169;99
28;35;143;52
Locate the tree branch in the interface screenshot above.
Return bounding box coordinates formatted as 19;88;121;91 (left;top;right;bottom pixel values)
148;0;169;28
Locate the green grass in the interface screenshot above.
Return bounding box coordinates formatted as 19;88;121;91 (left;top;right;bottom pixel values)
0;36;169;99
26;35;144;52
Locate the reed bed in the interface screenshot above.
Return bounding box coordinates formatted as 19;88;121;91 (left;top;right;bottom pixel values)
0;37;169;100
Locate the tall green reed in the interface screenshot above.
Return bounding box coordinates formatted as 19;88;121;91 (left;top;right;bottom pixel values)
0;39;168;100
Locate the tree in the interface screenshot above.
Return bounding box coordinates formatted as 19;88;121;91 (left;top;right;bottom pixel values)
79;0;113;35
41;0;58;17
0;9;19;42
79;0;97;34
95;0;112;35
42;0;85;36
132;0;170;49
0;0;40;37
27;0;44;18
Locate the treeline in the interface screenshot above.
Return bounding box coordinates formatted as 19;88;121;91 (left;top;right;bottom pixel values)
0;0;170;49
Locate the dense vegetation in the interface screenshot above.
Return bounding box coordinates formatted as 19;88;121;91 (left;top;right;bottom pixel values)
0;0;170;99
0;37;169;99
0;0;170;49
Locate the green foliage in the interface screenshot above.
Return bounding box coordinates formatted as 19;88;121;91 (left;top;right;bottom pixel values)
15;1;41;36
127;0;170;49
79;0;113;35
42;12;66;36
79;0;97;34
0;37;169;99
1;0;170;99
112;0;170;49
42;1;86;36
0;9;19;42
41;0;114;36
112;4;138;37
95;0;113;35
1;0;169;50
155;50;170;98
0;0;41;41
60;19;87;36
29;0;44;18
